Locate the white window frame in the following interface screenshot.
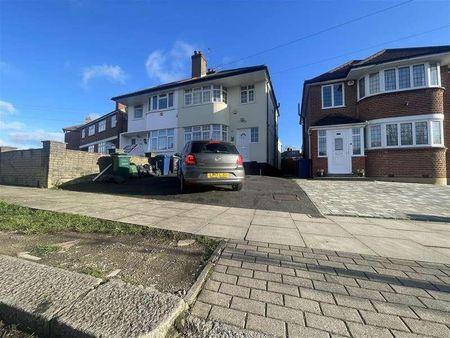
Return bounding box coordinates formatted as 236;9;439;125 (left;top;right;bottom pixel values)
317;130;327;157
184;85;227;106
351;127;364;156
134;105;143;119
98;120;106;132
241;85;255;104
88;145;95;153
357;63;441;101
367;114;444;150
184;124;229;142
321;83;345;109
149;92;174;112
81;129;85;138
149;128;175;151
88;125;95;136
250;127;259;143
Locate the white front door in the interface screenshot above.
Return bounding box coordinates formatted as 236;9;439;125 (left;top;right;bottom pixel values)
236;128;250;161
327;129;351;174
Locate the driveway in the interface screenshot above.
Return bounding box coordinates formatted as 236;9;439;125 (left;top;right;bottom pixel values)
63;175;322;216
296;180;450;221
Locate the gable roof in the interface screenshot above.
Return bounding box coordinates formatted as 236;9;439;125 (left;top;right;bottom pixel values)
111;65;268;101
304;45;450;85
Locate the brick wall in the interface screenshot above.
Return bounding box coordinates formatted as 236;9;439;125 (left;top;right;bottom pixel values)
440;66;450;178
0;147;48;187
64;130;82;150
366;148;447;183
310;130;328;176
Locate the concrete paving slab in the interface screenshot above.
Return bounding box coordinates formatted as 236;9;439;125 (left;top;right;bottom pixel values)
302;234;376;255
397;231;450;248
294;221;351;237
181;206;229;219
246;225;304;247
145;206;186;218
356;236;450;264
0;255;101;336
410;221;450;232
337;223;406;238
254;209;292;218
54;279;186;338
208;214;253;227
369;218;427;231
252;215;296;229
156;216;208;233
196;224;248;240
224;207;256;216
116;214;164;227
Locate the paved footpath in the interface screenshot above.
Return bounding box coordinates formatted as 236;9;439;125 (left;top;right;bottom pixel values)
0;185;449;264
192;239;450;338
296;180;450;220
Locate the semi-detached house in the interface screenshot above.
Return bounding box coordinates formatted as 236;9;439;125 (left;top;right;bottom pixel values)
300;45;450;185
112;51;281;169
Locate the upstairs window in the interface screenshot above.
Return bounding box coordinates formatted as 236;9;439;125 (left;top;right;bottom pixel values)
412;64;425;87
98;120;106;132
241;85;255;104
150;92;174;111
81;129;86;138
384;69;396;91
321;83;344;108
134;105;143;119
398;67;411;89
88;125;95;136
111;115;117;128
369;73;380;94
429;64;439;86
358;78;366;99
185;85;227;105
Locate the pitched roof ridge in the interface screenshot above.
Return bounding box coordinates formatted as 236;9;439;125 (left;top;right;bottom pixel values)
356;49;387;65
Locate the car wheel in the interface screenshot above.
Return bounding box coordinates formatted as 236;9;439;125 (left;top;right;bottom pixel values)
232;183;242;191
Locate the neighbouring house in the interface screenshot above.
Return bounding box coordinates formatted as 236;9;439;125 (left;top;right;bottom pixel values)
300;45;450;185
111;51;280;169
62;103;128;154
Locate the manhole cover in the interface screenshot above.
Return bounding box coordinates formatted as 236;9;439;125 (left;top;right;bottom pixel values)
273;193;299;201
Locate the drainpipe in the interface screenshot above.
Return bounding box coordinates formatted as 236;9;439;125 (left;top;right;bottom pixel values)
266;81;269;166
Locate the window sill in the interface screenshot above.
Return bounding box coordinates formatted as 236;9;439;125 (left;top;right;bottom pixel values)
240;101;256;105
148;107;175;113
367;145;445;151
321;105;346;110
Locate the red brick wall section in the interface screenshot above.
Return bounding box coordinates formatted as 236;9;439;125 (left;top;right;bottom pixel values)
366;148;447;179
357;87;444;121
352;157;366;175
310;130;328;176
440;65;450;178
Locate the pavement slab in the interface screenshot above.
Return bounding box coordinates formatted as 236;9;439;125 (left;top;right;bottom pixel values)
191;240;450;338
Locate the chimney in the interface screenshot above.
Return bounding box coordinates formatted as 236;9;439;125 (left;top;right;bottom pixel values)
191;50;207;78
116;102;126;112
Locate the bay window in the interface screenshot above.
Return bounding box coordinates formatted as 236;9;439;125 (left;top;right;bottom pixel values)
358;63;440;100
184;124;229;142
368;116;444;149
321;83;344;108
184;85;227;105
149;92;174;111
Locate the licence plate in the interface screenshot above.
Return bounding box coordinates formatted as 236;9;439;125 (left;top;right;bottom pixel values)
207;173;229;179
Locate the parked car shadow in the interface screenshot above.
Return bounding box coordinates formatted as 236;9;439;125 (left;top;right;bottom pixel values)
62;175;323;216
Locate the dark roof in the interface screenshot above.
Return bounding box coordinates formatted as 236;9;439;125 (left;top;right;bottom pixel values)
354;46;450;68
304;60;360;84
312;115;365;127
304;45;450;84
111;65;268;100
62;124;85;132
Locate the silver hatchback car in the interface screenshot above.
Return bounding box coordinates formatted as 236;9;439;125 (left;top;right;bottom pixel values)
177;140;245;193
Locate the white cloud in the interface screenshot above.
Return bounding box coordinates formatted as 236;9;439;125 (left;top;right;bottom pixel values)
0;100;17;116
145;41;198;83
82;64;127;87
7;130;64;148
0;120;25;130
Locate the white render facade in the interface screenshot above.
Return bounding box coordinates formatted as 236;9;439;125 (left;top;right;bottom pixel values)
113;64;280;168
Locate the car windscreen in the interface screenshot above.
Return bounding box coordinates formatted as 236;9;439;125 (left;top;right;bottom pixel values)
191;141;239;154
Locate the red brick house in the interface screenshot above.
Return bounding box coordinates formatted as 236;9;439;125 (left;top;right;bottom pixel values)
63;103;128;153
300;46;450;185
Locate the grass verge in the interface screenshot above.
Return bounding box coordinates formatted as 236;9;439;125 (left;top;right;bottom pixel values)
0;201;217;254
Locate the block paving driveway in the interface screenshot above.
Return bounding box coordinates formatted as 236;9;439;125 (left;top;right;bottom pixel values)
193;239;450;338
296;180;450;220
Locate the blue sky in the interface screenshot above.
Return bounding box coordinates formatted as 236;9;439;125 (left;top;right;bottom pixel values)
0;0;449;149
